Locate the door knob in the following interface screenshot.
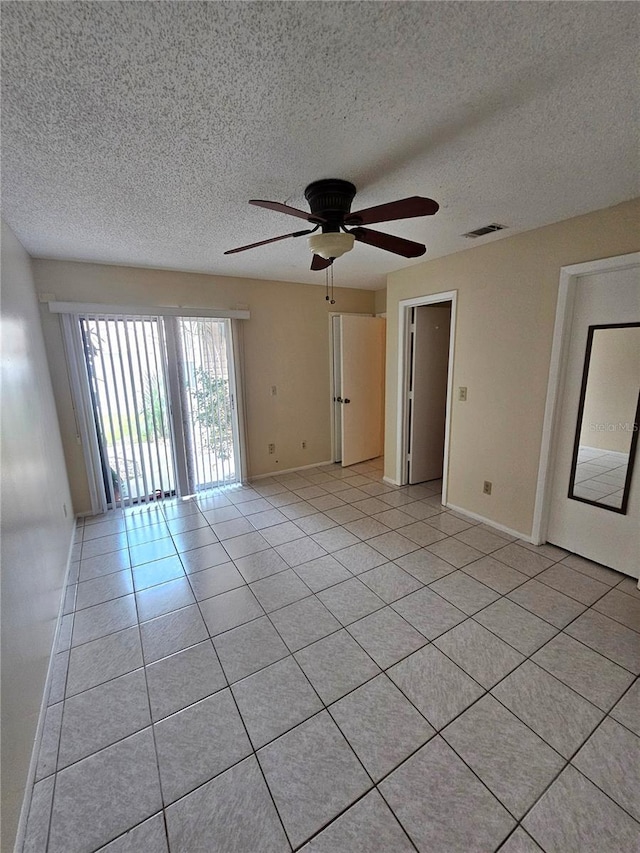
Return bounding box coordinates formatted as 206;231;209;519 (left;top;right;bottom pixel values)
336;396;343;403
344;398;351;404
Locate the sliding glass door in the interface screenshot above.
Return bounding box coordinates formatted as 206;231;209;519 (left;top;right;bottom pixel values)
170;317;239;492
76;314;239;508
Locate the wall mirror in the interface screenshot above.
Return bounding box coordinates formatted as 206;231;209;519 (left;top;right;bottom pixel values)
568;322;640;514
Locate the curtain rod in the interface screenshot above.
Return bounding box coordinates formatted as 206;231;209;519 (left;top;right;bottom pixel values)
48;301;250;320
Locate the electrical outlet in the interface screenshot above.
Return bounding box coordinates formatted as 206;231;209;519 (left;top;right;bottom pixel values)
458;387;468;401
268;443;275;455
301;440;307;449
271;386;277;396
483;481;492;495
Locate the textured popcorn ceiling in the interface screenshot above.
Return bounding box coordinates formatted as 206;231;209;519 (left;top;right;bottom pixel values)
1;2;638;290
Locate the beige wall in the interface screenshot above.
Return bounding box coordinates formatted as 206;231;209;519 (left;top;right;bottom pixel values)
1;221;75;851
579;326;640;452
384;198;640;536
32;260;376;513
374;288;387;315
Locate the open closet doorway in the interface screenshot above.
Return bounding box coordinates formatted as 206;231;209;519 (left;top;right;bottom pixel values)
396;291;457;499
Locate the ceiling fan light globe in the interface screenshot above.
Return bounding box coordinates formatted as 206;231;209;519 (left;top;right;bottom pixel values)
308;232;355;260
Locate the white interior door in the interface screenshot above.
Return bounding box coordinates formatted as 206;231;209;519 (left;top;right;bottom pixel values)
546;265;640;576
408;304;451;484
332;316;342;462
339;315;385;467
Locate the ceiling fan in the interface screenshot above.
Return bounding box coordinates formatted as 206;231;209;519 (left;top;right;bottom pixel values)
224;179;439;270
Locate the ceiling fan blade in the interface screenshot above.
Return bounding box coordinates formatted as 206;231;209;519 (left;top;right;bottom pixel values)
345;196;439;226
250;199;326;224
311;254;333;271
224;229;313;255
351;227;426;258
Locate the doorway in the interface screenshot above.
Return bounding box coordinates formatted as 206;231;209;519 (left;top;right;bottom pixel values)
72;314;241;509
407;303;451;484
396;291;457;499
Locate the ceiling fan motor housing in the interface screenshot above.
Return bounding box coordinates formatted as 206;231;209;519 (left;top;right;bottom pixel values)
304;179;356;232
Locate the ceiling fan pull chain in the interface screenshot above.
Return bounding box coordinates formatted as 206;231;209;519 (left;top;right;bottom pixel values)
330;264;335;305
325;267;329;301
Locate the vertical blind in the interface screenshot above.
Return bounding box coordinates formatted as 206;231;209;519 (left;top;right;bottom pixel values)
79;315;175;506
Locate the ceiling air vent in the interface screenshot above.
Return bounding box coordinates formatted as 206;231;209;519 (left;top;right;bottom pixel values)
462;223;507;238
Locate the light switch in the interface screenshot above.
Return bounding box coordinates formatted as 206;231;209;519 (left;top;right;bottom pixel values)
458;387;468;401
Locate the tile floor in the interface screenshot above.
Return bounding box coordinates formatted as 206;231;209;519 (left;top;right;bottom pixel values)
573;445;630;508
21;458;640;852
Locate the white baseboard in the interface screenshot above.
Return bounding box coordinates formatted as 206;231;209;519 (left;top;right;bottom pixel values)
382;475;401;487
445;502;532;542
249;460;334;481
13;519;78;853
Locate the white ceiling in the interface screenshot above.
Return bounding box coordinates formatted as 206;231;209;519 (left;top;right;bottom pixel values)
1;2;638;290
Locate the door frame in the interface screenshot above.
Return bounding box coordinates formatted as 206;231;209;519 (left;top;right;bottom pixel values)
532;252;640;545
395;291;457;502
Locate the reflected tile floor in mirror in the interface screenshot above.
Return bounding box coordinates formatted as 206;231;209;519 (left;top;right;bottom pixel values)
22;458;640;852
573;445;630;508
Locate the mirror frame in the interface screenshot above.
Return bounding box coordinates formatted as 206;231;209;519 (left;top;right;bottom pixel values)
568;322;640;515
